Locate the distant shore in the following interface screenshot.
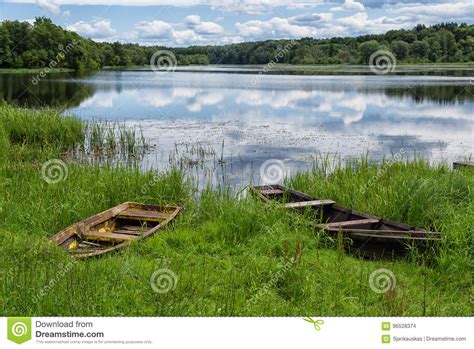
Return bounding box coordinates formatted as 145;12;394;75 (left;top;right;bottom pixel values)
107;63;474;76
1;63;472;77
0;68;74;74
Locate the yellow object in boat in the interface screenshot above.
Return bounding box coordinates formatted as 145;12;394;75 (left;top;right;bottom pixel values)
68;240;78;250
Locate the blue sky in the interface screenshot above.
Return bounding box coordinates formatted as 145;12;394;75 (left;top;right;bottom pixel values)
1;1;473;46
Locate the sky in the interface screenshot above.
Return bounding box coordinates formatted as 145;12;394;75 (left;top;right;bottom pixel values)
0;0;473;46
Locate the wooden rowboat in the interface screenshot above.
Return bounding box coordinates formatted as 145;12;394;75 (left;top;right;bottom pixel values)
250;185;441;258
453;161;474;170
50;202;182;258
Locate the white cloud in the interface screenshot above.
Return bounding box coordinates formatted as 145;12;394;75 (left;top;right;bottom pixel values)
330;0;365;13
209;0;326;14
35;0;60;16
35;0;71;17
183;15;224;35
393;2;474;18
337;11;370;30
173;29;202;45
270;17;314;37
194;21;224;35
237;7;414;40
135;20;173;39
133;17;226;46
67;19;116;39
235;20;272;37
236;17;314;38
213;0;280;15
289;12;333;27
184;15;201;27
335;11;414;34
236;14;351;40
10;0;324;13
8;0;474;45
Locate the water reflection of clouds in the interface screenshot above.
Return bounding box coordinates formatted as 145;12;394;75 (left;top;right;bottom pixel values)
73;72;473;169
78;87;225;113
76;83;472;136
81;91;120;108
137;88;224;112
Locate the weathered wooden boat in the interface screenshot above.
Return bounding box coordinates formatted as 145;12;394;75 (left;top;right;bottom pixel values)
50;202;182;258
250;185;441;258
453;161;474;170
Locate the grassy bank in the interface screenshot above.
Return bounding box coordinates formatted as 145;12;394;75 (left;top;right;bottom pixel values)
0;105;472;316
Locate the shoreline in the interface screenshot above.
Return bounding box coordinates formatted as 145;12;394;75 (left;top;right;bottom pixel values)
1;63;473;76
0;68;75;74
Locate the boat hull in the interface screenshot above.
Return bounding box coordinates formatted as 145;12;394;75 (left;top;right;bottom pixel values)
250;185;440;258
50;202;182;258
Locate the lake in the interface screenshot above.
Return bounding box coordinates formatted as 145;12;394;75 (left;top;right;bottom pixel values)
1;68;473;186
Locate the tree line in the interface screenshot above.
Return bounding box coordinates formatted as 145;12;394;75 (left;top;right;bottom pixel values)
0;18;472;70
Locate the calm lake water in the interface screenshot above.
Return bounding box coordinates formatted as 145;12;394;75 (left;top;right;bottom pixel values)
1;68;473;186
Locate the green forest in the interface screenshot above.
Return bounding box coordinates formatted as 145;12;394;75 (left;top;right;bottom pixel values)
0;17;473;70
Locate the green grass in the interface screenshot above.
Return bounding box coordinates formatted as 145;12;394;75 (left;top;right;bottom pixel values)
85;121;148;157
0;125;9;167
0;104;147;158
0;104;84;150
0;105;472;317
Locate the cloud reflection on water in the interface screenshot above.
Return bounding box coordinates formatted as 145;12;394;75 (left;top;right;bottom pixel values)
67;71;473;185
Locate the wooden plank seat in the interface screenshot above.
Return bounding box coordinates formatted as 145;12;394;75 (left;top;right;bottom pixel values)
345;232;441;242
121;225;148;231
82;231;139;241
284;200;335;209
70;248;107;254
117;209;170;222
260;188;284;195
78;240;104;247
319;218;379;229
324;228;442;239
114;229;145;236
